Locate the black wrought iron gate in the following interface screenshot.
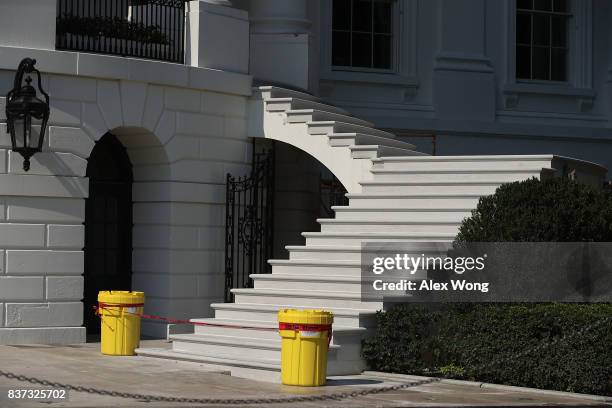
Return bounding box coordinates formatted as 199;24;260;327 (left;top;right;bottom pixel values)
224;149;275;302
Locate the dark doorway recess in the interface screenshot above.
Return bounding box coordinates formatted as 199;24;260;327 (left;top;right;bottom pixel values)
84;133;133;335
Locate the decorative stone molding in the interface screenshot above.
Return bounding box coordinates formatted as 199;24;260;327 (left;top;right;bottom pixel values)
433;52;493;74
0;46;252;97
503;93;519;109
502;83;596;112
578;97;595;113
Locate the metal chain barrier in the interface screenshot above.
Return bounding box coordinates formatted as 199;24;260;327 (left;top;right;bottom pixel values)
0;314;609;404
0;370;439;405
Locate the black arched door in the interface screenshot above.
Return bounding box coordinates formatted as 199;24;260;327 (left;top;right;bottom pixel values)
84;133;133;335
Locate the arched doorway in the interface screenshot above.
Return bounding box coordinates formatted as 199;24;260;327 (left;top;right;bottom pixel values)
84;133;133;335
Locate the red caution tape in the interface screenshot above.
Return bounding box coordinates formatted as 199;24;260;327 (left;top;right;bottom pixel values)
279;323;333;348
94;304;334;347
278;323;332;332
97;302;145;309
94;304;277;331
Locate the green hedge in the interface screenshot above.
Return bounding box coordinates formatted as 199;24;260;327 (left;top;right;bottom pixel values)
362;304;612;395
455;178;612;243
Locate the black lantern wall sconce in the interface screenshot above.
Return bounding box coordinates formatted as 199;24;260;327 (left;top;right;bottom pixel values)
5;58;50;172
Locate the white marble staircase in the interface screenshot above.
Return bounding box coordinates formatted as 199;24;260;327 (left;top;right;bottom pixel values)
136;86;607;382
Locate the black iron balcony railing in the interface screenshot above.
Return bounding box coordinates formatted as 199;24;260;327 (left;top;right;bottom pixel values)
56;0;186;64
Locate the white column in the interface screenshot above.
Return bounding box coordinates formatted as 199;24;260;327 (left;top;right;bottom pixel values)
0;0;57;50
248;0;314;91
185;1;249;74
433;0;495;121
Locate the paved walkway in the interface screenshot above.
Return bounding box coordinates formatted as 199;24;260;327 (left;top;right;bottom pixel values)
0;341;609;408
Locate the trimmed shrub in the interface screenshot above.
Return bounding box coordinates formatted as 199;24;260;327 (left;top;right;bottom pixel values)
455;178;612;243
362;304;612;395
364;179;612;394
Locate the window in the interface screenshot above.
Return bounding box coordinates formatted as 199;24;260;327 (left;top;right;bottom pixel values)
332;0;393;70
516;0;571;81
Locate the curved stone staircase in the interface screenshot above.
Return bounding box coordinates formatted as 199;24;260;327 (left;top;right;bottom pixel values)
136;86;607;382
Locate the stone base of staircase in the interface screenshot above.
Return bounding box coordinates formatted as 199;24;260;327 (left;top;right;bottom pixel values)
136;322;367;383
135;347;279;382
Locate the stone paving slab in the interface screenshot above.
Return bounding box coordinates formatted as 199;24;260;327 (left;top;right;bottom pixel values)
0;340;609;408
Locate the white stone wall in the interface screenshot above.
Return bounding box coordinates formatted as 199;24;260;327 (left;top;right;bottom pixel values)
186;1;249;74
0;1;56;50
0;52;252;343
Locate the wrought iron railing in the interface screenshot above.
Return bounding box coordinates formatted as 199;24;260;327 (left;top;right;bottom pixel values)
56;0;186;63
225;150;275;302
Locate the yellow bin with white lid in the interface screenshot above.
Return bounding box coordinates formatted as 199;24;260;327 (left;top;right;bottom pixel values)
97;291;144;356
278;309;333;386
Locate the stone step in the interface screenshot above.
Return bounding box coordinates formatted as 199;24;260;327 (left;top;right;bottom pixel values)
265;97;350;115
171;332;366;368
135;347;281;382
189;318;280;339
269;259;363;277
211;302;378;328
307;121;396;139
369;168;547;182
286;109;373;127
349;145;423;159
251;273;362;293
267;259;428;281
286;244;451;261
286;245;364;261
317;219;461;234
302;231;454;246
345;193;482;209
372;155;555;171
258;85;319;102
171;333;287;361
170;332;351;363
232;288;379;309
251;273;427;297
190;317;368;340
331;207;472;222
360;180;504;195
328;132;417;149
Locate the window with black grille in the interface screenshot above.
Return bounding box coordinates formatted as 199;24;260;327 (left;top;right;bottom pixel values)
332;0;393;70
516;0;571;81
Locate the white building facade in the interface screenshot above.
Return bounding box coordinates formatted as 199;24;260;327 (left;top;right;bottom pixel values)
0;0;609;379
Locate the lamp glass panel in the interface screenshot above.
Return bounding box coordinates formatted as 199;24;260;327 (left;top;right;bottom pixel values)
12;116;25;150
28;117;42;150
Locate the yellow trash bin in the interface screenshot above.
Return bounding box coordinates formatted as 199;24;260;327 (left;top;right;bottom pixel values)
278;309;333;386
97;291;145;356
